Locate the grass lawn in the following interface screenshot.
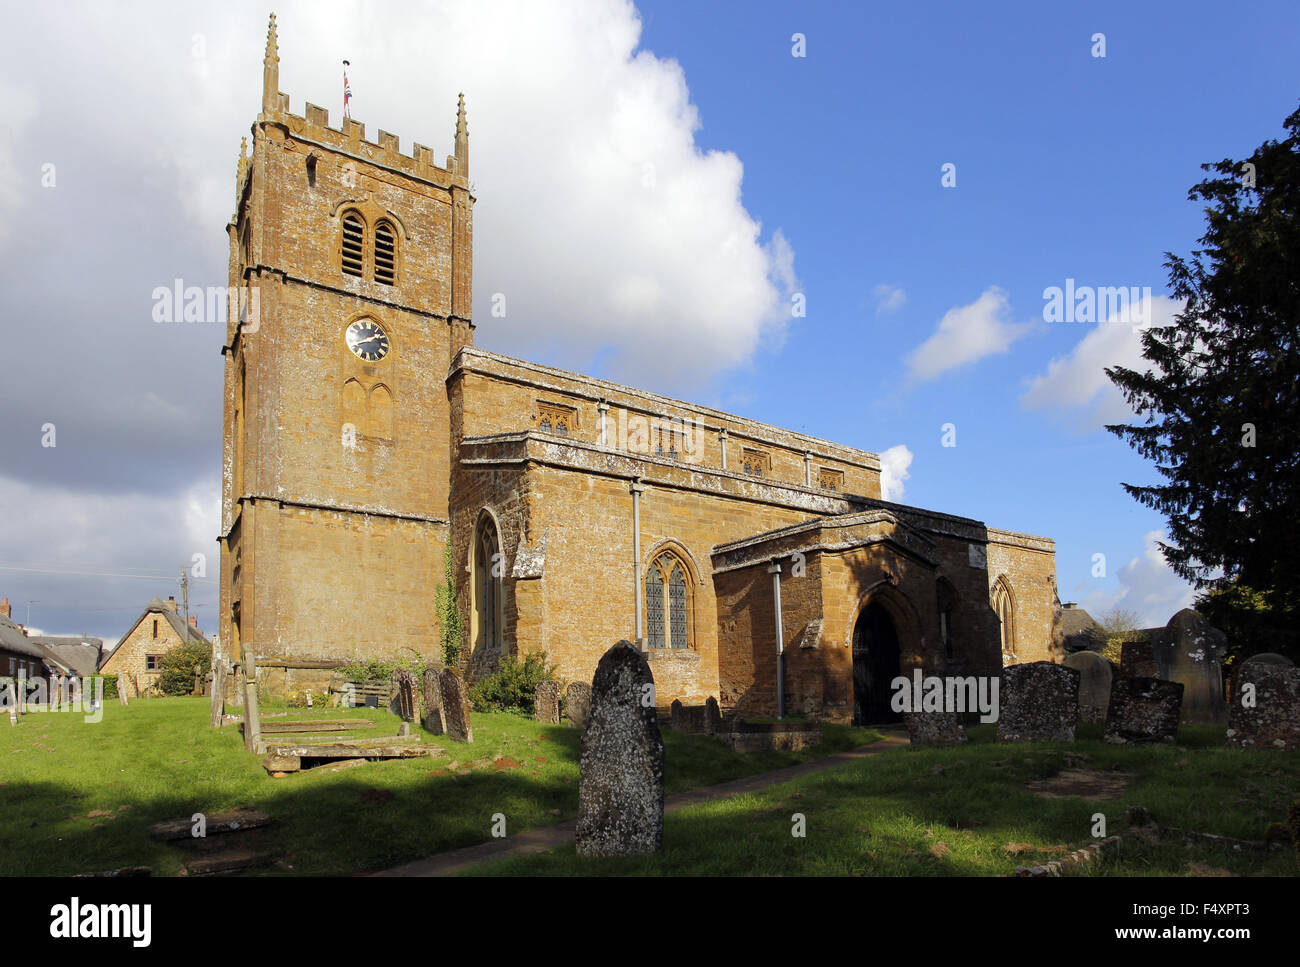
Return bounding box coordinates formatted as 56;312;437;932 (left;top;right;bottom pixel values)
0;696;881;876
465;724;1300;876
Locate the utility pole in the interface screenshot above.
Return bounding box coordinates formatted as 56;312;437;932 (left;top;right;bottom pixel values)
26;600;38;627
180;567;191;642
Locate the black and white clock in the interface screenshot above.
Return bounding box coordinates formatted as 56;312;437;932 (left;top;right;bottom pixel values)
345;318;390;362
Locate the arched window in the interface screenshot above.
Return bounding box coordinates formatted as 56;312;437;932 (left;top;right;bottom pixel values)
367;383;394;438
472;515;504;658
644;550;692;649
991;576;1015;665
374;220;396;285
341;211;365;278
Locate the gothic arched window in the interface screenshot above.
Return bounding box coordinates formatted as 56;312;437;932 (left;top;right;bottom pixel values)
937;577;957;660
992;576;1015;665
341;211;365;278
472;515;504;658
374;220;397;285
645;550;692;649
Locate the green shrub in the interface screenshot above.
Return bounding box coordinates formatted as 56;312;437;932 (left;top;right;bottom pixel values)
336;656;426;685
468;652;558;715
98;675;118;699
156;639;212;697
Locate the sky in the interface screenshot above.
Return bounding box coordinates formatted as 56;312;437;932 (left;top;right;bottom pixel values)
0;0;1296;646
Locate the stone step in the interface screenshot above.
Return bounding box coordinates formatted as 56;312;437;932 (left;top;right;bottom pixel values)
149;807;271;842
182;848;271;876
254;719;378;734
263;742;440;773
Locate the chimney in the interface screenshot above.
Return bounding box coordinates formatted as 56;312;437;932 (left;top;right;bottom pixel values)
0;597;9;619
167;596;178;613
1063;602;1078;610
189;615;198;629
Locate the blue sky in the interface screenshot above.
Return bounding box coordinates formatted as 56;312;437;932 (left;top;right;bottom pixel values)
597;0;1298;618
0;0;1295;641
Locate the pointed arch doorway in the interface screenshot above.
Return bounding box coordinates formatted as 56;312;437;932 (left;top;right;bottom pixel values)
852;601;902;724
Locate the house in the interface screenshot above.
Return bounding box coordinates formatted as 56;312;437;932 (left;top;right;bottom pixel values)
0;598;50;680
99;597;210;697
28;636;104;679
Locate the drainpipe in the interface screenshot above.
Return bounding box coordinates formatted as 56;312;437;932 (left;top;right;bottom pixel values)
598;400;609;445
631;478;646;647
719;429;728;470
804;451;813;486
768;560;784;719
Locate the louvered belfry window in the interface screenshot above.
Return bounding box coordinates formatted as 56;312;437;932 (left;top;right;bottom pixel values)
374;221;396;285
341;212;364;278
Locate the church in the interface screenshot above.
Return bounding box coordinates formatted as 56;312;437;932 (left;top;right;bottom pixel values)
218;16;1061;725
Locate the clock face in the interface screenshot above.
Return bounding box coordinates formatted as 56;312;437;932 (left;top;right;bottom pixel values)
345;319;390;362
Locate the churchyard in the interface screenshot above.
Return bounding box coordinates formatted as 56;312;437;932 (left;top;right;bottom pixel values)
2;637;1297;877
0;694;881;877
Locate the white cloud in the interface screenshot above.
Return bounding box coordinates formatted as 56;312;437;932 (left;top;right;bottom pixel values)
4;0;793;394
1021;295;1182;428
905;286;1032;383
1079;530;1197;627
0;475;219;640
878;444;913;502
873;283;906;315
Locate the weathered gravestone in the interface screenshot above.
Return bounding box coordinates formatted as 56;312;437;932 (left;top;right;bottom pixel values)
705;696;723;733
1227;663;1300;751
669;699;719;734
1152;609;1227;725
422;667;444;734
1063;651;1113;723
902;710;967;746
390;669;417;722
566;681;592;729
439;668;473;743
209;659;228;728
1105;677;1183;744
576;641;664;857
534;680;561;724
1119;638;1159;678
997;662;1080;743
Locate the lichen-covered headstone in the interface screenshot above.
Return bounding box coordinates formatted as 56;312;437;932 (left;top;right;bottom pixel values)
534;680;561;724
902;710;967;746
566;681;592;729
1119;638;1158;678
997;661;1080;743
439;668;473;743
390;669;416;722
422;668;444;734
1154;609;1227;725
1063;651;1113;723
1227;663;1300;751
1105;677;1183;743
576;641;664;857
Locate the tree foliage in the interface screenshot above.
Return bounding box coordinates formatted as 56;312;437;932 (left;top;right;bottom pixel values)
1105;101;1300;658
156;638;213;696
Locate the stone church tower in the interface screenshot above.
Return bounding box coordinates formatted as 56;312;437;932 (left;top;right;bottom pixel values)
218;14;472;690
220;16;1061;721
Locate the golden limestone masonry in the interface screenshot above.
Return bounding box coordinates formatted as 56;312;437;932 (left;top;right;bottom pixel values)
219;15;1061;723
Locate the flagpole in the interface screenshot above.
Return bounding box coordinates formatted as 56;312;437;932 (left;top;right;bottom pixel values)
343;59;351;119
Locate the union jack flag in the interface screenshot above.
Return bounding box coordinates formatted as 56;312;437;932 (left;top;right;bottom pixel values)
343;61;352;119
